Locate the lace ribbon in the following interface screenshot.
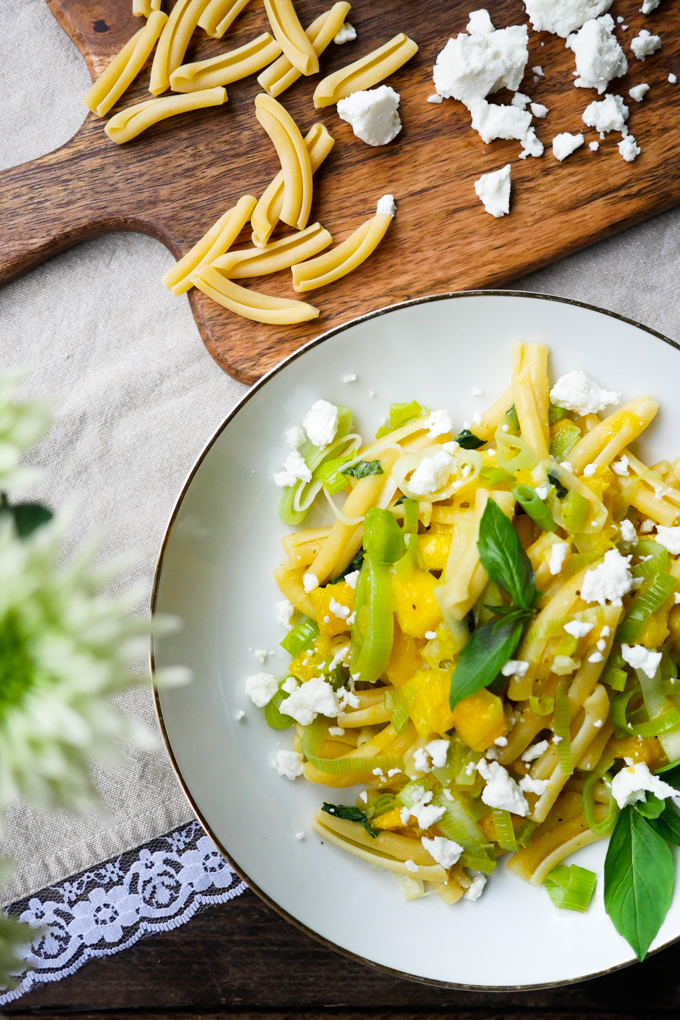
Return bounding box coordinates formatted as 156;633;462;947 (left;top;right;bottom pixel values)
0;821;246;1006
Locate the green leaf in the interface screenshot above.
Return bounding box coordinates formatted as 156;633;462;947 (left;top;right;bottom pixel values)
648;802;680;846
321;801;378;838
453;429;485;450
325;549;364;587
604;806;675;960
548;470;568;499
0;500;53;539
655;760;680;788
477;500;539;611
449;618;523;710
341;459;384;480
635;793;666;819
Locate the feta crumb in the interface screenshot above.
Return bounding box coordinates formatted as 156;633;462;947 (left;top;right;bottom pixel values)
372;767;384;776
236;709;246;720
286;425;306;449
519;126;545;159
670;73;678;83
531;102;549;117
253;649;268;664
521;739;549;761
387;768;402;777
611;761;678;809
404;859;419;873
581;549;633;606
279;676;346;725
501;659;529;677
621;643;662;678
338;86;401;146
552;131;585;160
401;787;446;829
474;163;511;218
533;64;544;75
245;672;278;707
612;455;630;476
334;21;356;44
427;93;444;103
477;759;529;815
640;518;655;533
342;373;357;382
511;91;531;108
522;0;614;39
589;140;600;150
464;874;488;901
582;92;629;132
549;370;620;414
553;734;563;744
281;676;299;694
303;572;319;593
588;651;604;663
519;775;548;795
472;387;483;396
594;719;603;728
408;450;456;495
564;619;594;638
303;400;339;447
328;726;345;736
368;390;375;398
495;736;508;746
272;749;304;780
535;483;550;499
273;450;312;488
425;408;454;438
675;593;680;604
602;626;611;637
295;831;305;840
583;463;597;476
468;98;532;146
413;747;432;773
641;0;660;11
654;525;680;554
567;15;628;93
467;8;496;33
344;570;360;590
426;738;450;768
424;630;438;640
432;21;529;108
422;835;463;867
376;193;397;217
561;461;574;473
276;598;294;630
619;134;641;161
631;29;661;60
549;541;570;576
329;597;351;620
629;82;650;101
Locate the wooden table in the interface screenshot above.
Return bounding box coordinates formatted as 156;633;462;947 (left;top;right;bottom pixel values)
6;887;680;1017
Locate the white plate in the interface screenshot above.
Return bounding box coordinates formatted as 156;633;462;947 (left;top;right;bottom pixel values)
153;291;680;990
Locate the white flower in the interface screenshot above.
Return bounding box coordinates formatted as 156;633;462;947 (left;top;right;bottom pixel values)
0;370;51;494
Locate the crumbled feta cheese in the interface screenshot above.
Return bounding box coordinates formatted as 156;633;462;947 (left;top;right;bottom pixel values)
588;651;604;663
464;874;488;901
273;450;312;488
286;425;306;449
552;131;585;159
477;759;529;815
531;102;549;117
589;140;600;150
328;725;345;736
303;400;339;447
519;126;545;159
549;370;620;414
621;643;662;678
549;541;570;575
631;29;661;60
372;767;384;776
553;734;563;744
533;64;545;75
640;0;660;11
522;0;613;38
522;739;549;761
276;598;294;630
253;649;268;664
424;630;438;640
344;570;360;590
474;163;511;217
342;373;357;382
236;709;246;720
329;597;351;620
376;193;397;217
670;73;678;83
388;767;402;777
640;518;655;533
402;787;446;829
581;549;633;605
408;450;456;495
655;525;680;554
501;659;529;677
564;619;594;638
468;97;532;144
535;483;550;499
601;625;611;637
583;463;596;476
427;93;444;103
279;676;345;725
611;761;678;809
413;747;432;773
433;20;529;107
519;775;548;795
675;592;680;604
295;831;305;840
422;835;464;867
619;134;641;160
272;749;304;780
612;455;630;476
561;461;574;473
303;572;319;593
597;638;607;651
567;15;628;92
511;91;531;108
425;409;454;438
629;82;650;101
405;859;419;873
467;8;495;33
494;736;508;747
594;719;603;728
472;388;483;397
582;92;629;132
245;672;278;707
426;739;450;768
334;21;356;44
338;86;401;146
281;676;299;694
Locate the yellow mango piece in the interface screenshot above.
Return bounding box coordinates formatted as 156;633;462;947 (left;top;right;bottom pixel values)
409;668;455;737
372;807;403;830
637;608;670;649
308;581;354;636
393;570;442;638
385;623;422;688
288;635;334;680
608;735;667;770
417;532;452;572
451;688;508;752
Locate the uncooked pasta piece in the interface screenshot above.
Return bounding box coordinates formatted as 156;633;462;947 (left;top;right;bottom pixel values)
84;11;168;117
162;194;257;296
313;32;418;108
149;0;212;95
105;86;226;144
198;0;251;37
170;33;282;91
251;122;334;248
254;93;313;230
292;197;394;291
211;222;332;278
258;2;350;98
133;0;162;15
263;0;319;76
191;267;319;324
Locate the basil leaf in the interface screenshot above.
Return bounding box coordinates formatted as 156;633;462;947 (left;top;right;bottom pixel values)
648;802;680;847
449;618;523;710
655;760;680;788
453;429;485;450
324;549;364;586
604;806;675;960
635;793;666;819
321;801;378;838
477;500;539;612
341;459;383;480
548;470;568;499
0;500;53;539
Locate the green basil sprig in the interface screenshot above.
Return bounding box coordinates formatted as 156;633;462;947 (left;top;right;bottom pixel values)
449;618;524;710
476;499;540;612
341;459;383;480
453;429;485;450
321;802;378;838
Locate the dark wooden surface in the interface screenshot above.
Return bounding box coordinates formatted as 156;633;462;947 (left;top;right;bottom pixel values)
1;0;678;384
5;886;680;1017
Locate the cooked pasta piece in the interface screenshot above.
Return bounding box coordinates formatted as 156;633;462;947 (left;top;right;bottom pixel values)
198;0;251;37
567;396;658;473
190;267;319;324
133;0;162;18
313;32;418;108
254;93;313;231
251;123;334;248
162;194;256;296
292;198;394;292
84;11;168;117
170;33;282;91
263;0;319;76
512;342;550;461
258;2;350;98
105;87;226;144
149;0;212;95
211;222;332;278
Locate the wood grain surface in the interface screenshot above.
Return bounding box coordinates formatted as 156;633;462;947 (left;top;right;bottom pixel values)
1;0;677;384
6;890;680;1015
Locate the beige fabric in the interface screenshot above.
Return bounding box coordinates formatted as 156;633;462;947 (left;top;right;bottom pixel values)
2;0;680;904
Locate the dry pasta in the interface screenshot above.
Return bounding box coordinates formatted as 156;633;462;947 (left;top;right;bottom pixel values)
210;222;332;278
133;0;162;15
170;33;282;92
254;93;313;231
105;87;226;144
84;11;168;117
149;0;212;95
198;0;251;37
263;0;319;76
313;32;418;108
258;2;351;98
191;266;319;323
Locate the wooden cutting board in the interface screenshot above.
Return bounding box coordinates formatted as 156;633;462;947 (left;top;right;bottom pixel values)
1;0;677;384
